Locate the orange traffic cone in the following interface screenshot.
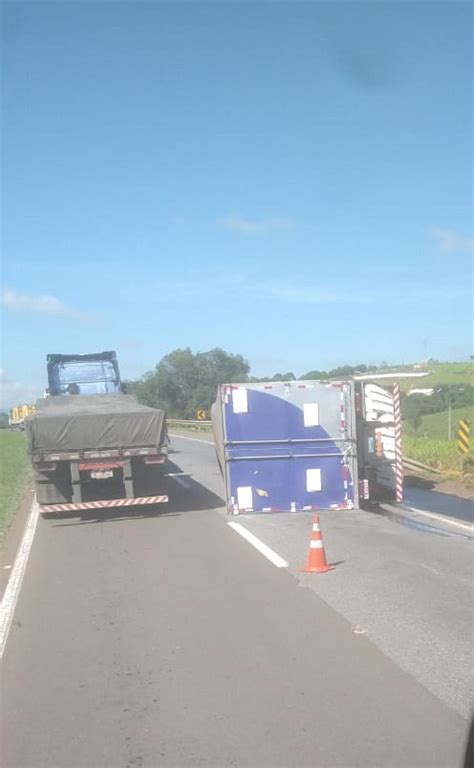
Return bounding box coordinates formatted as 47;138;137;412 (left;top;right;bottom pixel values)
301;515;335;573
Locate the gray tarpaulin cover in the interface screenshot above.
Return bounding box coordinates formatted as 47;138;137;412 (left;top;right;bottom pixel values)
26;395;167;453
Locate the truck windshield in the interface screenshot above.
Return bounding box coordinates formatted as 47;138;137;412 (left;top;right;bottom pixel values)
49;360;121;395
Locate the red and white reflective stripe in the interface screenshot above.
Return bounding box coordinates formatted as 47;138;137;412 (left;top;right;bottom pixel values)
393;383;403;502
39;496;168;513
312;520;321;532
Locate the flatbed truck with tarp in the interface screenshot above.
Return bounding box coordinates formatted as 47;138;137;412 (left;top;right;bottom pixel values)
26;352;169;515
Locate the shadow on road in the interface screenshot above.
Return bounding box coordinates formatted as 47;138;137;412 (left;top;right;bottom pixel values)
403;486;473;525
46;458;225;526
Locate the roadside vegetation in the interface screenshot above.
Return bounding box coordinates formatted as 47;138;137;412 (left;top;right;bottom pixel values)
128;353;472;418
128;352;472;479
0;430;32;541
403;435;474;477
399;372;473;476
403;406;474;440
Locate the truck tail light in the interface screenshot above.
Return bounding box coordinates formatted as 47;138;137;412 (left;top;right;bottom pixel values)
144;455;166;465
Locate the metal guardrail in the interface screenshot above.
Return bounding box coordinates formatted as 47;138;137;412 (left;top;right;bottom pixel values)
402;456;441;474
167;419;212;426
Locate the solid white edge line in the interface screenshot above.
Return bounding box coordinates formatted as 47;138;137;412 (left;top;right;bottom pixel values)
227;522;288;568
405;506;473;533
168;433;214;446
0;496;40;659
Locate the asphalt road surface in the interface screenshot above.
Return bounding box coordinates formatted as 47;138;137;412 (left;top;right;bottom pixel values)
1;434;471;767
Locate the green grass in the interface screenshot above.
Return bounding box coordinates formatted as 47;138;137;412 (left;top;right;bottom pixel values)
403;434;474;475
0;431;32;542
372;362;473;393
403;406;474;439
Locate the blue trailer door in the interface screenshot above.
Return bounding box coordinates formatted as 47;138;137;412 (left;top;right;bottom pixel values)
220;381;357;513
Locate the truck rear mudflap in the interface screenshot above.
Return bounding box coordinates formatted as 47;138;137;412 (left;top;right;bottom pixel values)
39;495;168;514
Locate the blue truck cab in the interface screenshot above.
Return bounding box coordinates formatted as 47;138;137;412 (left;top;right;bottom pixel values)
46;351;122;396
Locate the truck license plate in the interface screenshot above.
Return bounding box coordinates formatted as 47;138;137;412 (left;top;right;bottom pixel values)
91;470;113;479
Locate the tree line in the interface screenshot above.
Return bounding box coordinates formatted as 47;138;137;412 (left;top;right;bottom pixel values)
125;348;384;419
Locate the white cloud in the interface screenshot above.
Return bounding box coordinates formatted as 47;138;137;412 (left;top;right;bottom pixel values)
432;227;474;254
1;288;83;318
219;213;295;234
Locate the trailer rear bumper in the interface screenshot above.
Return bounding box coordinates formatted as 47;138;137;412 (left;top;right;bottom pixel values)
39;495;169;514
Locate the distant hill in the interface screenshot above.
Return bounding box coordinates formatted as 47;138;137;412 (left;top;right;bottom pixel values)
370;362;473;393
403;405;474;440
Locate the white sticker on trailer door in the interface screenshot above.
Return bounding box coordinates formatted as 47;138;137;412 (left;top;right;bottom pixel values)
237;486;253;510
232;387;248;413
303;402;320;426
306;468;322;492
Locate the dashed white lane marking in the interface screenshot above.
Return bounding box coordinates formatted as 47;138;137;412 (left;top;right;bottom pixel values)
169;433;214;446
227;522;288;568
0;498;39;659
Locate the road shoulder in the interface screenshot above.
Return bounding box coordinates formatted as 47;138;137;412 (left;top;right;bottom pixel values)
0;487;35;600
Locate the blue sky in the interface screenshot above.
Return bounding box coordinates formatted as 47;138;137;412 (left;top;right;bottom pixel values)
1;1;472;406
